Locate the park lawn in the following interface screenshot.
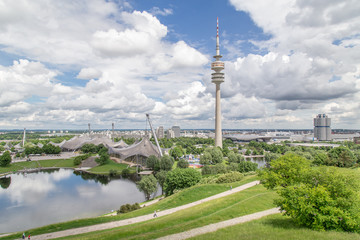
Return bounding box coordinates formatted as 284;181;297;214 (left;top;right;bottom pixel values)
190;214;360;240
87;161;130;174
0;175;258;239
0;159;76;174
59;184;277;239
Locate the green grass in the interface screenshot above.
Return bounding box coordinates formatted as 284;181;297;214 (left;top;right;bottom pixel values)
0;175;258;239
0;159;75;174
59;184;277;239
190;214;360;240
87;161;131;174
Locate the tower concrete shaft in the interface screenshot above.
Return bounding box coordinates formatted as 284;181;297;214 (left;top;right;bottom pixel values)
211;17;224;148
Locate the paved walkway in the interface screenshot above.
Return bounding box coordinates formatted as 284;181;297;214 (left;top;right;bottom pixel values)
158;208;280;240
31;181;260;240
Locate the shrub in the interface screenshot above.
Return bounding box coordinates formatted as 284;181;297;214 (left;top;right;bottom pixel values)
121;168;130;177
109;169;118;177
117;203;141;214
95;152;109;166
216;171;244;183
164;168;201;195
214;163;228;174
201;165;214;175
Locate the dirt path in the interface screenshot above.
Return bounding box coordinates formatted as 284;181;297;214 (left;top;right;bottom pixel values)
31;181;260;240
158;208;280;240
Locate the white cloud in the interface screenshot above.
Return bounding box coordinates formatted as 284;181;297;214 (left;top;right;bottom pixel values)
77;68;102;80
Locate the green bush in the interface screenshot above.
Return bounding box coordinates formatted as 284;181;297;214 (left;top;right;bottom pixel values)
121;168;130;177
164;168;201;195
109;169;118;177
177;158;189;168
201;165;214;175
216;171;244;183
117;202;141;214
95;152;110;166
73;153;91;166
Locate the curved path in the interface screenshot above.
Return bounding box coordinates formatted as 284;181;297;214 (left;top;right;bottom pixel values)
32;181;260;240
158;208;280;240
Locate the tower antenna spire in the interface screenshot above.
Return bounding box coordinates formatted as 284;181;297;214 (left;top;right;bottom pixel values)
216;17;220;56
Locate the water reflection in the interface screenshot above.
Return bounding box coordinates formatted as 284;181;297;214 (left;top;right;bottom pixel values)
0;177;11;189
0;169;156;233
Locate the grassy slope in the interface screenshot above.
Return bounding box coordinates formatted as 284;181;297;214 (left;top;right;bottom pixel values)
60;184;277;239
0;176;258;240
190;214;360;240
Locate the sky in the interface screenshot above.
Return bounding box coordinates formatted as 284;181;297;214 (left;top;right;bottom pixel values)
0;0;359;130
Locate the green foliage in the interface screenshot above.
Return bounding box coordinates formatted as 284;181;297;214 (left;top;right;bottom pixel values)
81;143;98;153
155;170;167;195
146;155;160;171
215;171;244;183
245;149;251;155
73;153;91;166
200;152;212;165
117;203;141;214
327;146;356;167
201;165;214;175
164;168;201;195
137;175;158;200
0;177;11;189
209;147;223;164
177;158;189;168
214;163;228;174
121;168;130;177
42;144;61;154
264;152;281;163
95;152;110;166
238;160;258;173
260;152;360;233
0;151;12;167
170;146;184;160
227;152;238;163
260;153;311;189
313;151;329;166
109;169;118;177
159;155;174;171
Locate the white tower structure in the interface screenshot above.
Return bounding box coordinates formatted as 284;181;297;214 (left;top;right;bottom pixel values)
314;114;332;141
211;17;224;148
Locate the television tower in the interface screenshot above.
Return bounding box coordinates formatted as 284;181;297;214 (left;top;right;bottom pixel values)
211;17;224;148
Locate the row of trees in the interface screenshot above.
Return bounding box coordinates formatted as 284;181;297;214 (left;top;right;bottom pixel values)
24;144;61;155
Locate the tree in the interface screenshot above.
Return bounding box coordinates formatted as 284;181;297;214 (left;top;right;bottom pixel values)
164;168;201;195
210;147;223;164
200;152;212;165
259;153;311;189
238;161;258;173
327;147;356;167
146;155;160;171
81;143;97;153
137;175;158;200
313;151;328;166
227;152;237;163
159;155;174;171
155;170;167;195
170;146;183;160
0;151;12;167
177;158;189;168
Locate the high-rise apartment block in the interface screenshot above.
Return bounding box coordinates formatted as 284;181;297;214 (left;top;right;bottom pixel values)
314;114;332;141
171;126;181;138
156;126;164;139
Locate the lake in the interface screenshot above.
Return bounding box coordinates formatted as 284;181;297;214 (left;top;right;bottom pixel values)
0;169;159;234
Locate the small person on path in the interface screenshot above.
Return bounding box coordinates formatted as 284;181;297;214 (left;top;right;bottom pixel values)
230;186;232;190
28;234;30;240
153;210;157;217
22;233;25;239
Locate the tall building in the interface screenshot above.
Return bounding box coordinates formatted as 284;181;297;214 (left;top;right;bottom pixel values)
171;126;181;138
167;129;175;139
314;114;332;141
211;17;224;148
156;126;164;139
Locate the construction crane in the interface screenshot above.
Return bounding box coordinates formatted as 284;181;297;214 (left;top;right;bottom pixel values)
146;114;163;157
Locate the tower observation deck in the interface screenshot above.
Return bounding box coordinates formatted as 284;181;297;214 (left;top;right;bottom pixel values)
211;17;224;148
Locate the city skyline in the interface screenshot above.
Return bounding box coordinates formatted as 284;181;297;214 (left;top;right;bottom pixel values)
0;0;359;130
